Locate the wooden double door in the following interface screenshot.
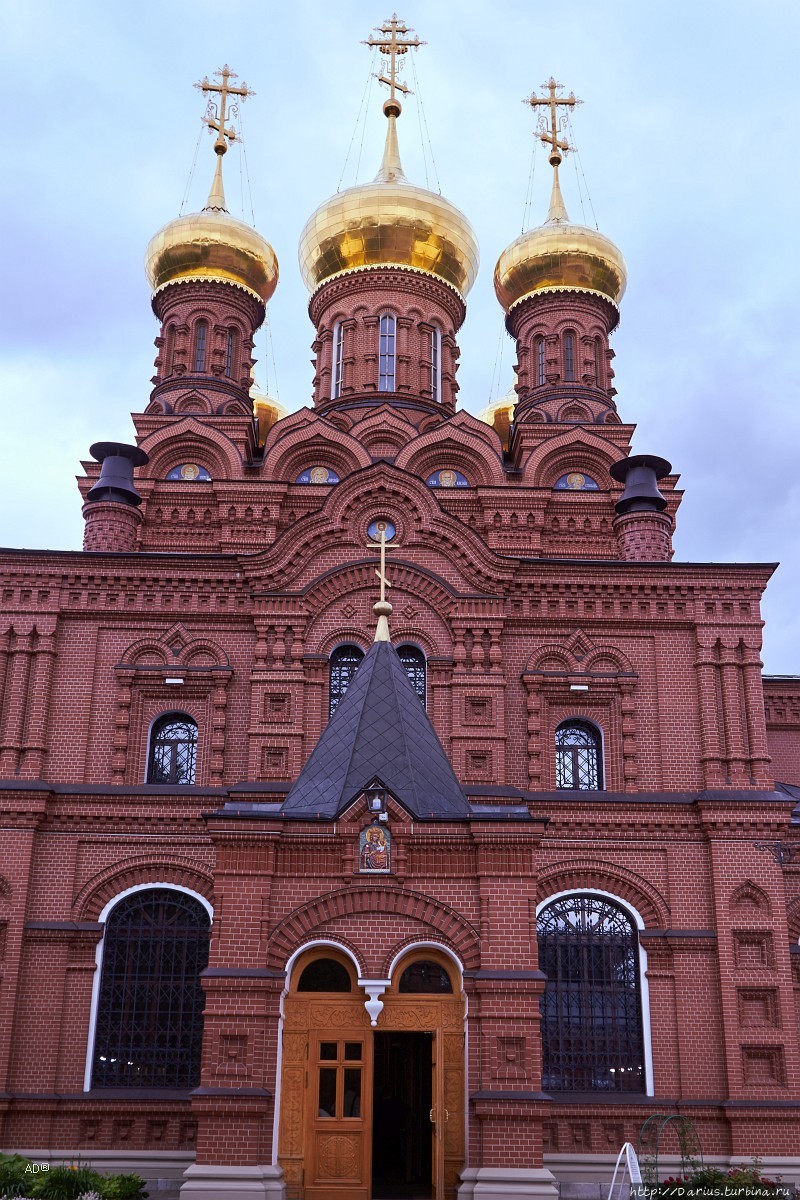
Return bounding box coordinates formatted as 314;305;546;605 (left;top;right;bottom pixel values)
279;988;465;1200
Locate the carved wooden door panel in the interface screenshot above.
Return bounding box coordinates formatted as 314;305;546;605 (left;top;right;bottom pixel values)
431;1031;446;1199
304;1030;371;1200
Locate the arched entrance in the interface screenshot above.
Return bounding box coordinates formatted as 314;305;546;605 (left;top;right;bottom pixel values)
278;946;466;1200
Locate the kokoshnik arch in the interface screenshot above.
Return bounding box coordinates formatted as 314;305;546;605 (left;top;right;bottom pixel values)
1;15;799;1200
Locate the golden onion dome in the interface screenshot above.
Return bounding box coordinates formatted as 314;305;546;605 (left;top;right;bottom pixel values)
145;155;279;305
298;110;479;299
477;376;518;450
494;164;626;313
251;383;288;447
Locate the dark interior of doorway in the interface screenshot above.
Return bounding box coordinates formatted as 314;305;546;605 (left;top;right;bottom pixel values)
372;1031;433;1200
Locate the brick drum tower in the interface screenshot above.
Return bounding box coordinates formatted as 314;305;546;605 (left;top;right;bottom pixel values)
0;20;799;1200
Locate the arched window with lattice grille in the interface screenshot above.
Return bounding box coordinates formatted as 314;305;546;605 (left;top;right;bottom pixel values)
329;645;366;717
397;644;426;706
147;714;198;785
555;719;602;790
90;888;210;1089
537;893;646;1093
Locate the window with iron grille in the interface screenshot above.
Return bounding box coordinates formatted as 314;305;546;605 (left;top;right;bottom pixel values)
536;337;546;386
91;888;210;1089
332;322;345;398
563;331;576;382
555;719;602;790
147;714;198;785
378;314;396;392
397;644;426;706
193;321;208;372
329;645;365;717
537;893;645;1093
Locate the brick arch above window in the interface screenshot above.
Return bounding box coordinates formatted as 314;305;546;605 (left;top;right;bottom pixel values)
73;858;214;922
537;861;670;930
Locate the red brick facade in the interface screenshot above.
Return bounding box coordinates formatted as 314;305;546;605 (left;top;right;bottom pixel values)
2;129;800;1200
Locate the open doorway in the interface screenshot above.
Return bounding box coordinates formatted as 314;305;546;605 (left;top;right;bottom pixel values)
372;1031;433;1200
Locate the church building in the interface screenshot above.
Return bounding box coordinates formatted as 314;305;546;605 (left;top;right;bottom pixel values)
1;18;799;1200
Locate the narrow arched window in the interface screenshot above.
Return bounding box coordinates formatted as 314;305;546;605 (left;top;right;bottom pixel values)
397;644;426;706
329;645;365;717
163;324;176;377
563;332;576;382
555;719;602;790
429;327;441;402
536;337;546;386
193;321;208;373
594;337;603;388
225;329;236;379
91;888;210;1088
332;322;345;399
379;314;396;392
147;714;198;785
537;893;645;1093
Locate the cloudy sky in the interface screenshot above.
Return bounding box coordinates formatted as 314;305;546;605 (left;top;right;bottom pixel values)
3;0;799;672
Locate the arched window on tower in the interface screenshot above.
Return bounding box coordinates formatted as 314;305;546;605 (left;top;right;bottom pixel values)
536;337;546;386
555;719;602;790
397;644;426;706
429;327;441;402
329;645;366;717
147;714;198;785
193;321;208;373
379;314;396;392
332;322;345;399
90;887;210;1089
563;332;576;382
537;893;646;1093
225;329;237;379
163;324;176;378
594;337;604;388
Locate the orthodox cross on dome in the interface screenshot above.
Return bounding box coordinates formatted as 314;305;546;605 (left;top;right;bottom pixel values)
525;77;582;223
194;64;254;156
366;520;398;641
364;14;424;117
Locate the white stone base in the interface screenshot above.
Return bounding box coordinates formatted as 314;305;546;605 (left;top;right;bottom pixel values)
458;1166;560;1200
179;1163;286;1199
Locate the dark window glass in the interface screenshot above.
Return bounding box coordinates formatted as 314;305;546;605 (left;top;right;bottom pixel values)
163;325;175;377
594;337;603;387
298;958;352;992
91;888;210;1089
193;321;208;372
398;960;454;993
225;329;235;378
555;720;602;790
318;1067;337;1117
343;1068;361;1116
537;337;546;386
397;644;426;706
329;645;365;717
563;332;575;382
379;314;396;392
320;1041;337;1060
147;714;198;786
537;893;645;1093
333;323;345;398
344;1042;362;1060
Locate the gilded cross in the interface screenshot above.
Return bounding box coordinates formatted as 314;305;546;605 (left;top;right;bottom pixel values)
525;77;581;165
194;64;254;155
364;14;424;111
366;522;397;604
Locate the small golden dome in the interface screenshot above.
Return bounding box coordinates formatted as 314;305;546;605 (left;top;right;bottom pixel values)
251;385;288;447
298;113;479;299
477;376;518;450
146;157;279;305
494;167;626;313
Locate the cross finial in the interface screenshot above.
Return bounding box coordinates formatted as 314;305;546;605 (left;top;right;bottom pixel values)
364;14;424;118
524;77;582;224
194;64;255;157
366;521;398;641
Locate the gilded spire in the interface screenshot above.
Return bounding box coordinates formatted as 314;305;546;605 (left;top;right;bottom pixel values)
375;111;407;183
194;65;255;212
366;522;398;642
525;77;581;226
